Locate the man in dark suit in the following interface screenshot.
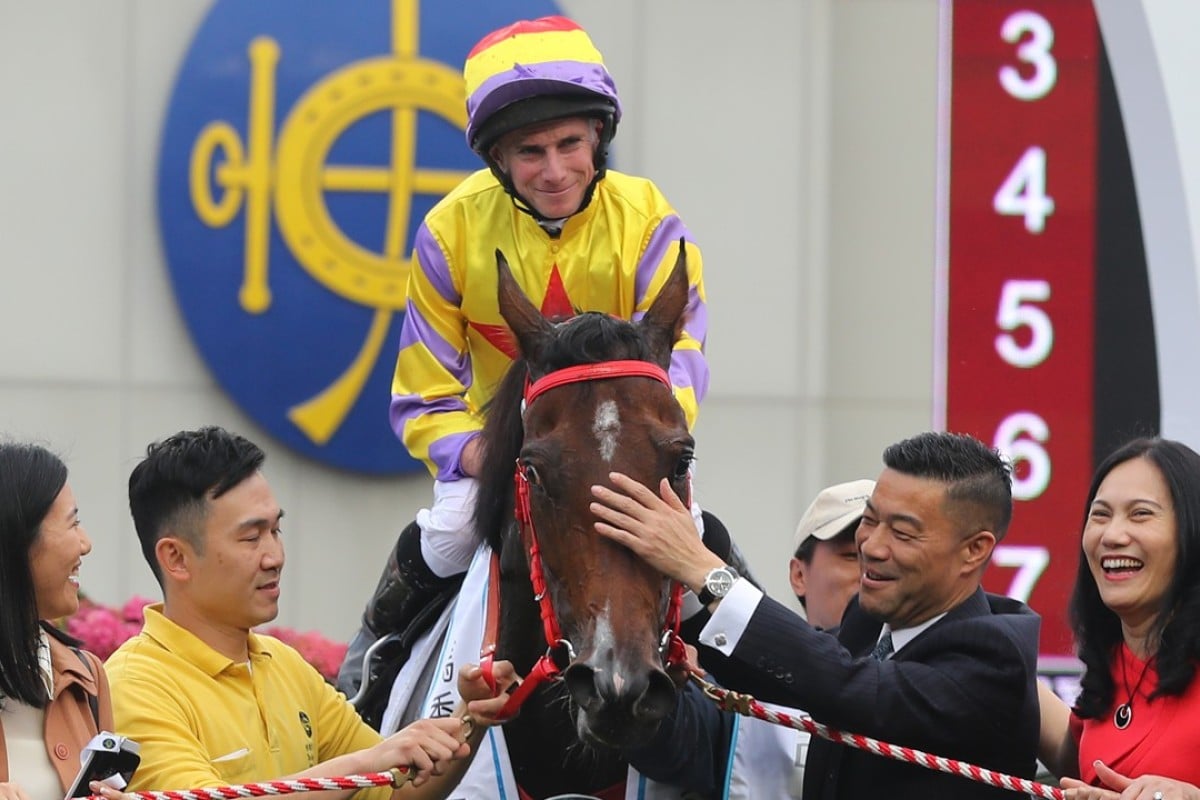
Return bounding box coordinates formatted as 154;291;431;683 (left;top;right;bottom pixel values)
592;431;1041;799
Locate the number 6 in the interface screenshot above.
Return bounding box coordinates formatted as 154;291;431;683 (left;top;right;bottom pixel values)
994;411;1051;501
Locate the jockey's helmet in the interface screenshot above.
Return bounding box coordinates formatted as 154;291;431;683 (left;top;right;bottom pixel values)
463;16;621;216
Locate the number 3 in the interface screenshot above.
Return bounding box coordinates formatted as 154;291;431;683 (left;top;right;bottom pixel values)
1000;10;1057;101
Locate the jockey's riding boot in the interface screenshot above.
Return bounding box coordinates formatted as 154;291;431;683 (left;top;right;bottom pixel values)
336;520;462;700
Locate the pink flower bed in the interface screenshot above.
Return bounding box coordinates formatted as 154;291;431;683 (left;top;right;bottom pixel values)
67;596;348;682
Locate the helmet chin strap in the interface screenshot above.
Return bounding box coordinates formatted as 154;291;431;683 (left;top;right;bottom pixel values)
493;162;608;225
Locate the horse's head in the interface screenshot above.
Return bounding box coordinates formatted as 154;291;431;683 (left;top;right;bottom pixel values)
488;243;693;749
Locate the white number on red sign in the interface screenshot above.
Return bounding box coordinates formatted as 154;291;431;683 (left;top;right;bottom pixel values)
999;10;1057;101
994;411;1051;501
995;279;1053;367
993;544;1051;602
994;146;1055;234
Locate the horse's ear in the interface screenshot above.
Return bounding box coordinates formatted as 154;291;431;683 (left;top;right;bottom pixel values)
496;249;553;362
639;238;691;368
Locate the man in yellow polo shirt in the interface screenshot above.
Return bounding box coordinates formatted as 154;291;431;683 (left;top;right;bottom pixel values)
104;427;514;799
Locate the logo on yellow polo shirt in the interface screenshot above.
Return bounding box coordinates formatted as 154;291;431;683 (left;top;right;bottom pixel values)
157;0;561;474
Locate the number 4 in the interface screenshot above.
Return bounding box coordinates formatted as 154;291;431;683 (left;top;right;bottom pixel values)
994;146;1055;234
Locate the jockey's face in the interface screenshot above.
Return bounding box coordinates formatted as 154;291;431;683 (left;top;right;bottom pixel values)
491;116;600;219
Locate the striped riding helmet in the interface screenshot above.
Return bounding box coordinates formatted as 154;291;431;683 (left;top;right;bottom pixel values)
464;16;621;159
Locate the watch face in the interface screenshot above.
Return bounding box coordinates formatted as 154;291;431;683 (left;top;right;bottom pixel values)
706;568;735;596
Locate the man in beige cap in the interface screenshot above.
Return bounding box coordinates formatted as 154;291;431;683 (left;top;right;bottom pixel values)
790;479;875;630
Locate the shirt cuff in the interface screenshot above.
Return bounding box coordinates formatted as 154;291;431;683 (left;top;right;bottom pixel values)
697;578;763;656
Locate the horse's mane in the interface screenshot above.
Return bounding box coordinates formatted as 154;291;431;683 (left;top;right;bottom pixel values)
471;311;667;552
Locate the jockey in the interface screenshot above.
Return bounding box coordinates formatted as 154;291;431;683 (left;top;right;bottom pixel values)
337;16;714;708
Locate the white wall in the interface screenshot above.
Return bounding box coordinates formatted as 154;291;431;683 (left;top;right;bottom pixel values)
0;0;939;636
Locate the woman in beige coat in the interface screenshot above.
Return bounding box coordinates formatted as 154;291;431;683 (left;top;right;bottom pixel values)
0;443;113;800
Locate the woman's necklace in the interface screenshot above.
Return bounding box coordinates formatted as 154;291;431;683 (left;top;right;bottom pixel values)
1113;646;1155;730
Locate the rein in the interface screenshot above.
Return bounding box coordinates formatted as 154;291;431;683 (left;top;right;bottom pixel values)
689;671;1065;800
480;360;688;719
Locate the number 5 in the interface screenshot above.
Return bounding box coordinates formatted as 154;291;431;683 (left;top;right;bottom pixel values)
995;279;1053;368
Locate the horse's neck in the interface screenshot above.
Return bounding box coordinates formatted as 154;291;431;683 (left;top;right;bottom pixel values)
496;536;631;799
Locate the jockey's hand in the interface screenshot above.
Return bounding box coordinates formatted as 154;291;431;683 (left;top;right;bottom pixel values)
459;660;521;727
591;472;724;593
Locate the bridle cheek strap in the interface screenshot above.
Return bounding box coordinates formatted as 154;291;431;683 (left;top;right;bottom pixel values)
662;582;688;668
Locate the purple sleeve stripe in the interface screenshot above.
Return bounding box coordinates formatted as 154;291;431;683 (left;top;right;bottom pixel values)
389;394;469;433
414;223;460;305
430;431;480;482
682;292;708;347
634;215;692;305
670;348;709;402
398;301;472;387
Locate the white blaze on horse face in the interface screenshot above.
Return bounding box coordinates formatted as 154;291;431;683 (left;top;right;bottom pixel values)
593;601;624;691
592;400;621;463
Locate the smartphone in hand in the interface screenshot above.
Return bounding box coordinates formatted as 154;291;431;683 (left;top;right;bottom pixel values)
64;732;141;799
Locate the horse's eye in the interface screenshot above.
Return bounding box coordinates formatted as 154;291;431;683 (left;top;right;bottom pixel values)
672;453;694;482
523;463;542;487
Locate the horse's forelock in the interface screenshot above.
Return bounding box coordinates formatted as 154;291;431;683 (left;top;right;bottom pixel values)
540;313;655;372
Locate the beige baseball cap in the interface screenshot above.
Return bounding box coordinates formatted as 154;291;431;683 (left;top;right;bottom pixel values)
793;479;876;551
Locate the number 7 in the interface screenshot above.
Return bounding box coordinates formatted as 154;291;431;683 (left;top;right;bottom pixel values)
993;544;1050;602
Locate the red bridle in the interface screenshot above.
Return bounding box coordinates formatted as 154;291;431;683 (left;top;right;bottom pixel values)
480;360;689;719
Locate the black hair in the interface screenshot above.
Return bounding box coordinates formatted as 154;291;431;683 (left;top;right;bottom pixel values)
882;431;1013;541
1070;437;1200;718
128;426;264;586
0;442;68;707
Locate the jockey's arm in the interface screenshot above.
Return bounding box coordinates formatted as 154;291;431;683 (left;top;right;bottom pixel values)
390;225;482;481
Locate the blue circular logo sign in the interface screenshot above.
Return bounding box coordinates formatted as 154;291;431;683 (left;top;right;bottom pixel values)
158;0;559;474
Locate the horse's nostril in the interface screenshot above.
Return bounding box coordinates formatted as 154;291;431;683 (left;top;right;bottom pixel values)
564;664;602;712
635;669;677;722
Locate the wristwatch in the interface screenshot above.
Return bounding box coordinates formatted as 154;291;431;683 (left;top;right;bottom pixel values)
697;565;739;606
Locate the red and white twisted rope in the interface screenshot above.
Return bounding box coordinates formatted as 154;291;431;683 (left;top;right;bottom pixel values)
692;674;1065;800
87;768;408;800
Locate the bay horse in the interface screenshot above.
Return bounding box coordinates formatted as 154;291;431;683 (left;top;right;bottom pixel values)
466;244;696;798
